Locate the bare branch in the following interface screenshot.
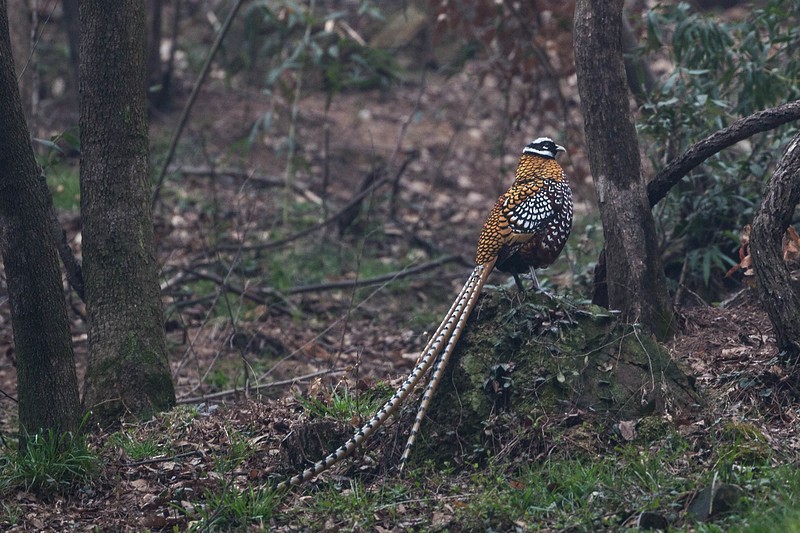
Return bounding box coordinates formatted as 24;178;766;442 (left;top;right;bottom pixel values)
151;0;247;210
184;268;297;314
287;254;464;295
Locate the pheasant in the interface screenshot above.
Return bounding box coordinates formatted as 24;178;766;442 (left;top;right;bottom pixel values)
276;137;572;489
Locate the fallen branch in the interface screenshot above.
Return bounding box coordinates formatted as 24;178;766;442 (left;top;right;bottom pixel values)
287;254;463;295
167;164;312;196
120;450;202;467
176;367;348;404
184;268;298;315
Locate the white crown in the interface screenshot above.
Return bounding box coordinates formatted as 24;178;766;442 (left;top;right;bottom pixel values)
522;137;565;158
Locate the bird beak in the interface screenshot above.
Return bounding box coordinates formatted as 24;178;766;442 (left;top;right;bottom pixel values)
556;144;566;153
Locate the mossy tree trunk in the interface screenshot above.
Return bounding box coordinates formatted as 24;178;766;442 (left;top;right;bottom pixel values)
79;0;175;426
0;1;81;439
573;0;673;339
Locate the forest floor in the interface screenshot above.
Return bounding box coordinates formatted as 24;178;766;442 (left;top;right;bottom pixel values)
2;5;800;531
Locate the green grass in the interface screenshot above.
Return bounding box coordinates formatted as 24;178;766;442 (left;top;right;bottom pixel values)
204;367;233;390
109;432;171;461
0;427;97;495
297;383;394;423
0;501;21;528
193;484;280;531
214;427;257;472
270;432;800;531
285;479;408;530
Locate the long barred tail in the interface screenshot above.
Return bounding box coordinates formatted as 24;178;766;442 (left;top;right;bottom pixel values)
398;259;495;471
275;265;488;490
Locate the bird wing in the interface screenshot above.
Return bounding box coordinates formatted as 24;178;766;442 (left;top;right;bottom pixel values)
504;188;556;234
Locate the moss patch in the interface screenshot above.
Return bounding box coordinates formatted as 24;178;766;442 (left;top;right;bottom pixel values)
410;289;703;466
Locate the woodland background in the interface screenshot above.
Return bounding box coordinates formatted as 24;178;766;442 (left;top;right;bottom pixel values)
1;0;799;530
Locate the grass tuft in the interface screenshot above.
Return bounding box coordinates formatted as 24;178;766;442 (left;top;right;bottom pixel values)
194;484;279;531
297;383;394;423
0;427;97;495
109;432;169;461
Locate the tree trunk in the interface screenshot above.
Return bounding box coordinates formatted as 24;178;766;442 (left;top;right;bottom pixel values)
79;0;175;426
0;0;81;439
573;0;673;339
7;0;32;117
145;0;164;107
750;132;800;364
62;0;81;102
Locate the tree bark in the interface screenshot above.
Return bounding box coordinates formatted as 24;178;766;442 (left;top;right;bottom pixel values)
574;0;673;338
79;0;175;426
750;132;800;364
0;0;81;439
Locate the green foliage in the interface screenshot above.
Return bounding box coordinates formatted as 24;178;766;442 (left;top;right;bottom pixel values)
214;427;257;472
239;1;400;98
639;1;800;296
269;433;800;531
193;484;279;531
44;163;81;212
297;383;393;423
204;367;232;390
258;223;409;292
447;442;792;531
34;131;81;212
714;421;772;468
0;426;97;495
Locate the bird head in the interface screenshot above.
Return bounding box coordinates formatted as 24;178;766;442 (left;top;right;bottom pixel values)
522;137;566;159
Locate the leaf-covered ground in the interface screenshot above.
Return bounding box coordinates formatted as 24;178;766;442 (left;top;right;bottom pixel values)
1;3;799;531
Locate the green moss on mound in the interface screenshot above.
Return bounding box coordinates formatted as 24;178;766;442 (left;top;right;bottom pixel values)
408;288;703;465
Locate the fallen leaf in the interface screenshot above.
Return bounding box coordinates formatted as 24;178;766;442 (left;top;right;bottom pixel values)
130;479;150;492
618;420;637;441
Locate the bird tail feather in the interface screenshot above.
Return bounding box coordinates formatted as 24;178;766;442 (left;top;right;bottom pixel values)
277;263;489;489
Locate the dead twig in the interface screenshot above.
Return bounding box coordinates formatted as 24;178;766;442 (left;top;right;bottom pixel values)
287;254;463;295
169;164;313;197
176;367;348;404
120;450;202;467
151;0;247;211
214;174;392;252
183;268;298;315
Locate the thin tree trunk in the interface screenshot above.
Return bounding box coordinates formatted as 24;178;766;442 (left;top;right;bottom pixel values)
574;0;673;339
0;0;81;439
7;0;32;116
62;0;80;102
750;133;800;364
79;0;175;426
145;0;164;106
